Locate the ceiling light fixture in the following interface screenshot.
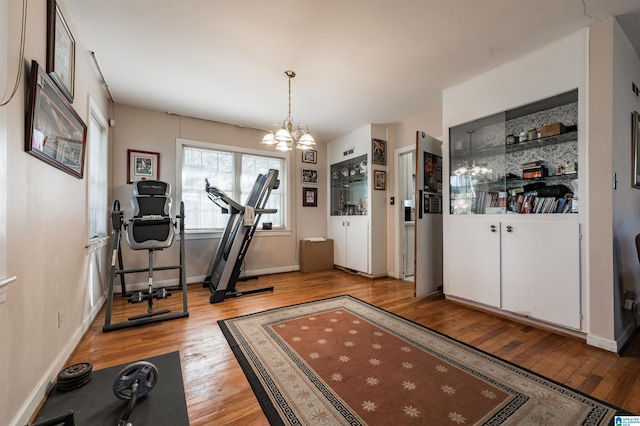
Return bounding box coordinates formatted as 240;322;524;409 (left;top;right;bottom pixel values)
261;70;316;151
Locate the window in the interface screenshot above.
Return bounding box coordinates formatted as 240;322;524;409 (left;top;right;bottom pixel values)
87;105;108;241
180;142;286;232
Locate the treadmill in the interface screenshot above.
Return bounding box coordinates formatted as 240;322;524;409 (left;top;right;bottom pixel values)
203;169;279;303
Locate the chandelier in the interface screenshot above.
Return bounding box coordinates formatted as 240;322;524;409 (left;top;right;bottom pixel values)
454;130;491;176
261;70;316;151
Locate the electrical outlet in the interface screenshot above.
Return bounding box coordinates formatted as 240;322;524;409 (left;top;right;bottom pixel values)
57;309;63;328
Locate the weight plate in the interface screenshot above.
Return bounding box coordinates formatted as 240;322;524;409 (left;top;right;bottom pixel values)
112;361;158;400
58;363;93;381
57;374;92;392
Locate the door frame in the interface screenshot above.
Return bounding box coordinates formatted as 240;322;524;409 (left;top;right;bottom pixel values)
393;144;415;280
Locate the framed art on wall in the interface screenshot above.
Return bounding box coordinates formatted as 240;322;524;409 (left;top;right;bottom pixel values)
633;111;640;188
302;168;318;184
303;187;318;207
374;170;386;190
47;0;75;102
26;60;87;179
128;149;160;183
302;150;317;164
372;138;387;165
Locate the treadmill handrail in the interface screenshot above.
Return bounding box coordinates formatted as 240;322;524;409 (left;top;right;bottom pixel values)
205;181;244;214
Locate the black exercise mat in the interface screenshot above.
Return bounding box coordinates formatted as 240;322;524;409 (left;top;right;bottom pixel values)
35;351;189;426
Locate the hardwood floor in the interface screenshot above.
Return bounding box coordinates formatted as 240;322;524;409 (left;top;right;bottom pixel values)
52;270;639;424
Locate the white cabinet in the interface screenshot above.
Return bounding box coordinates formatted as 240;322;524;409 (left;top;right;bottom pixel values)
327;123;387;277
445;218;581;329
329;218;369;273
501;222;580;328
445;220;501;307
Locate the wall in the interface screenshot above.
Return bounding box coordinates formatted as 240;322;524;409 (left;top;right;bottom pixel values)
112;104;328;285
611;19;640;339
2;0;112;424
387;107;442;277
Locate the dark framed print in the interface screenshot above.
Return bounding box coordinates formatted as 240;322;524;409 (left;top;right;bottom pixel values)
302;168;318;184
372;138;387;165
302;149;317;164
26;60;87;179
303;187;318;207
128;149;160;184
633;111;640;188
47;0;75;102
374;170;386;190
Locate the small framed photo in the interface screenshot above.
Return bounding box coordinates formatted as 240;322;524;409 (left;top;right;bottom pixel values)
374;170;386;190
302;168;318;184
47;0;75;103
302;149;317;164
633;111;640;188
372;138;387;165
303;187;318;207
128;149;160;184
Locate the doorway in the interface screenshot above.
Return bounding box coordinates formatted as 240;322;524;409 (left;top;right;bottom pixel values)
396;147;415;281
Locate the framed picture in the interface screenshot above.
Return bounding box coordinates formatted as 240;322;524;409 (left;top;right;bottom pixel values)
303;187;318;207
374;170;386;190
128;149;160;184
26;60;87;179
47;0;75;102
302;168;318;184
633;111;640;188
302;150;317;164
372;138;387;165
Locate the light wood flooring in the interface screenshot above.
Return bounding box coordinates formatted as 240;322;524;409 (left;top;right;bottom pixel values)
45;270;640;424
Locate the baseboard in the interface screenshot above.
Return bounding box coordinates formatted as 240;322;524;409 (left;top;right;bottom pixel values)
586;323;637;354
13;293;107;426
114;266;300;293
585;333;619;353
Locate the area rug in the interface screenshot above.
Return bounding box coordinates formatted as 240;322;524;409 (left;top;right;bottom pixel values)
35;351;189;425
219;295;629;425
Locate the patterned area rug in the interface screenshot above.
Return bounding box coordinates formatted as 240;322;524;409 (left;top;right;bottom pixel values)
218;296;626;425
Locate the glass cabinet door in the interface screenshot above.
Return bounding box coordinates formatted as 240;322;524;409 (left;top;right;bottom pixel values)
449;89;579;215
449;113;506;214
330;154;368;216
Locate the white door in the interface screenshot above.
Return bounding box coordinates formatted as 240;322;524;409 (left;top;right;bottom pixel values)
415;131;443;297
346;218;369;273
445;219;501;307
501;222;581;329
328;219;347;268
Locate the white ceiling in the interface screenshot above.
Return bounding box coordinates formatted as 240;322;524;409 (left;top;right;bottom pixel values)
65;0;640;142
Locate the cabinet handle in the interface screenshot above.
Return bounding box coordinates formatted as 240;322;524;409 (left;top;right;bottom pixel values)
342;221;345;226
490;225;496;233
506;225;513;232
347;221;350;226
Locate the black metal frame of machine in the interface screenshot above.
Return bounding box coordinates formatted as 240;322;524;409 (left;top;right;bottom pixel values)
204;169;279;303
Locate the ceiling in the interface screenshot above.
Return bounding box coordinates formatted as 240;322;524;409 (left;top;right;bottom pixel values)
65;0;640;143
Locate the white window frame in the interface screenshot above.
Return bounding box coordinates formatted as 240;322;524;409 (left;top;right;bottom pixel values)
176;137;291;239
86;97;109;249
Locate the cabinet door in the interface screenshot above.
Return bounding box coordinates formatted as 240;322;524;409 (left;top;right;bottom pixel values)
445;220;501;307
328;220;347;268
346;219;369;273
501;222;580;329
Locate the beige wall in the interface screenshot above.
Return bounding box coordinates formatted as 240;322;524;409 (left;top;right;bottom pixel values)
112;104;328;284
2;0;112;424
610;18;640;340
